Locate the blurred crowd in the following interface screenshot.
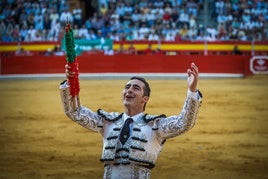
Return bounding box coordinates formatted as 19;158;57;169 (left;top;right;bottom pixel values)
0;0;267;43
212;0;267;41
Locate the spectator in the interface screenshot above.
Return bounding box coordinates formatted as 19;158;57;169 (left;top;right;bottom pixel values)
179;24;189;40
144;43;154;55
73;4;82;28
165;32;175;41
49;8;59;25
131;9;141;24
110;31;120;41
139;23;150;37
45;48;53;56
126;31;134;41
187;26;198;40
2;32;13;42
206;25;217;41
87;29;97;40
84;17;92;30
12;25;20;42
196;31;206;41
48;19;61;41
126;42;137;55
78;24;89;39
179;9;189;28
59;9;73;26
232;45;242;55
19;24;28;41
133;31;145;41
53;45;64;56
148;31;159;41
99;3;107;16
72;24;79;38
115;43;125;54
15;47;31;56
27;25;36;42
104;46;114;55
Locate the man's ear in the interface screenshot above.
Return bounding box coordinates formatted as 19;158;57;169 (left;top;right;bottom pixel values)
143;96;149;103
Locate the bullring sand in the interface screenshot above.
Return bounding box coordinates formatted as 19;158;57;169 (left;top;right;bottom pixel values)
0;75;267;179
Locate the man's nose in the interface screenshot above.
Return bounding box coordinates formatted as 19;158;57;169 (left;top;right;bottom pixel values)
126;86;134;93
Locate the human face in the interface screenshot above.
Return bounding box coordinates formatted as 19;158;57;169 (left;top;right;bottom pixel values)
122;79;149;111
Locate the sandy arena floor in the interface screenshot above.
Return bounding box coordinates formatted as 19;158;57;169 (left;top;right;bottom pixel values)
0;75;267;179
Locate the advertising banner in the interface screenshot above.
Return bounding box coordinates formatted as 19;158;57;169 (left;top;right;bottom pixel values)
61;38;113;55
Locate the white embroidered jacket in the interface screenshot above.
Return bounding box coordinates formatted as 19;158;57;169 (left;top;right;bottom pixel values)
59;80;202;169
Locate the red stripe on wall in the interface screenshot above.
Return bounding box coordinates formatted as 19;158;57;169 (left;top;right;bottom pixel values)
0;54;252;76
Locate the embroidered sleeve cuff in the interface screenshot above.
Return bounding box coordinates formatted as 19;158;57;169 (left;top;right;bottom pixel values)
187;89;202;102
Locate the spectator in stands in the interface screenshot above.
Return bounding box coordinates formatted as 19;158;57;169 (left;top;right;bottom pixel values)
131;9;141;25
206;25;217;41
217;12;227;24
162;9;172;25
43;12;51;32
165;31;175;41
19;24;28;41
0;0;267;43
2;31;13;42
139;23;150;37
154;0;164;8
50;8;59;25
148;31;159;41
170;8;179;27
27;12;35;27
15;47;30;56
73;25;79;38
45;48;53;56
11;25;20;42
73;4;83;28
87;29;97;40
237;30;247;41
186;0;198;17
195;31;206;41
91;13;104;32
116;2;125;21
84;17;92;30
59;9;73;27
110;31;120;41
59;1;70;13
126;42;137;55
215;0;225;15
187;26;198;41
178;9;189;28
48;19;61;41
232;45;242;55
144;43;154;55
188;13;197;29
78;24;89;39
27;25;37;42
133;31;145;41
53;45;64;56
104;46;114;56
116;43;125;54
138;0;148;9
179;24;189;40
126;31;134;41
99;3;107;16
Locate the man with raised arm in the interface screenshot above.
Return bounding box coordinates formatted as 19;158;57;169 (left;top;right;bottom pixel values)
59;62;202;179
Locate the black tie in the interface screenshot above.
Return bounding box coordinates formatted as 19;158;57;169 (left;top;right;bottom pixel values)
119;118;133;145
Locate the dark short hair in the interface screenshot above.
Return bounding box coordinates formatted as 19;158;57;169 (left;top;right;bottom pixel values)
130;76;151;97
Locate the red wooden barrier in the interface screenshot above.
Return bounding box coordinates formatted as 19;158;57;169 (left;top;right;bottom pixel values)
0;54;252;76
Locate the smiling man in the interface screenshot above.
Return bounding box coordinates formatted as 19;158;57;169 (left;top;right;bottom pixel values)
60;63;202;179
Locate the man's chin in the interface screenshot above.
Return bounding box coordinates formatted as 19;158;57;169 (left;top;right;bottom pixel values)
123;101;131;107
